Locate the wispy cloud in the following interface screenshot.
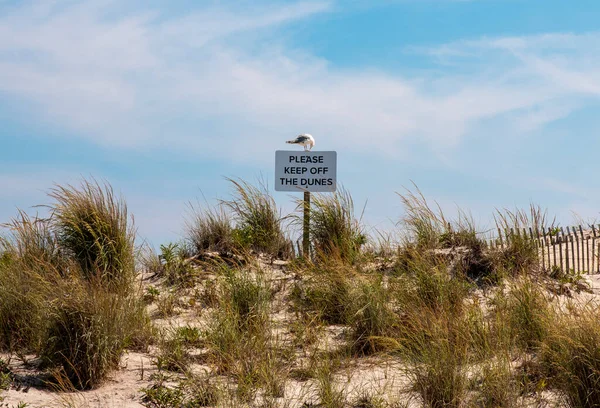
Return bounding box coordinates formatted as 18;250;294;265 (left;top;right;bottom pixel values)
0;1;599;164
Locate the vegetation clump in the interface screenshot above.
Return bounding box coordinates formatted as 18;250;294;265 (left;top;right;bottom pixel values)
2;178;599;406
307;188;366;262
223;178;290;258
0;179;151;390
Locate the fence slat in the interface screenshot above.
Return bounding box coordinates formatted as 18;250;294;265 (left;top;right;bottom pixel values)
535;227;545;271
580;225;588;273
592;231;596;274
575;226;581;273
567;227;577;271
546;229;552;271
562;228;569;273
552;228;558;272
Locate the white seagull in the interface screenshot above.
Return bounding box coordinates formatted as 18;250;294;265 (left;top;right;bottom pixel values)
286;134;315;151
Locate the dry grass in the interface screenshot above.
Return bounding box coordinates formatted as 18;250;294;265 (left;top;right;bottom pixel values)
4;180;600;407
493;205;552;275
0;179;152;391
222;177;290;258
541;303;600;407
203;268;287;401
186;202;236;255
49;179;136;291
304;187;367;263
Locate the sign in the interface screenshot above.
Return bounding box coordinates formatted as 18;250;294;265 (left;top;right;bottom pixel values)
275;151;337;192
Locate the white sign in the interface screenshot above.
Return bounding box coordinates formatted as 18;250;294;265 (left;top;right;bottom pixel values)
275;151;337;192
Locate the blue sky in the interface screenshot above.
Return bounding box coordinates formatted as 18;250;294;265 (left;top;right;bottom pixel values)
1;0;599;245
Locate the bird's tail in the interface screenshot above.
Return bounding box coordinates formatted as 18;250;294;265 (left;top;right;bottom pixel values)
286;140;295;144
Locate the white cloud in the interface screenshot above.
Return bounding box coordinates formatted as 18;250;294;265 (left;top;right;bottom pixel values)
0;1;599;163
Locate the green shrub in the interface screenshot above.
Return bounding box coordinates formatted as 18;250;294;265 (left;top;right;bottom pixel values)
219;269;271;332
157;243;196;287
156;336;188;373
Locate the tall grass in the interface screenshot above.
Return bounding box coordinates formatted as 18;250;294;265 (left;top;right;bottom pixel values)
204;269;284;400
44;283;146;390
222;178;289;258
492;277;551;351
397;184;478;250
0;262;49;352
350;276;400;355
390;247;475;407
493;205;551;275
0;179;151;390
542;304;600;407
398;184;447;249
186;203;235;255
0;213;63;352
396;184;496;284
1;211;65;272
49;180;135;290
305;187;366;262
476;355;519;407
293;263;356;325
403;307;470;408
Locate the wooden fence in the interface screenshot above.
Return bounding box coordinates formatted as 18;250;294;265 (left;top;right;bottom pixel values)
485;225;600;274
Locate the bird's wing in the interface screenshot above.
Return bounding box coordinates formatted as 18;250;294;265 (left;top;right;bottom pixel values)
291;135;310;144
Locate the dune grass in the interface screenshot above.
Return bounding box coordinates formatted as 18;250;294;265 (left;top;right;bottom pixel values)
3;179;600;406
203;268;287;401
305;187;367;263
541;303;600;407
49;180;136;291
222;178;290;258
186;202;236;255
0;179;151;390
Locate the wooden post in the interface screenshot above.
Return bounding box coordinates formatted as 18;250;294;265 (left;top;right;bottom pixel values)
303;191;310;258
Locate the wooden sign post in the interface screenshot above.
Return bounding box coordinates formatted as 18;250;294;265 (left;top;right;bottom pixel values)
274;150;337;258
303;191;310;256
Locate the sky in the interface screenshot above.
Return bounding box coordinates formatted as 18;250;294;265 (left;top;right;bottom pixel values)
1;0;600;246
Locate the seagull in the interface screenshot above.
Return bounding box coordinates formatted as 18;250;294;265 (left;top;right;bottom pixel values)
286;134;315;151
